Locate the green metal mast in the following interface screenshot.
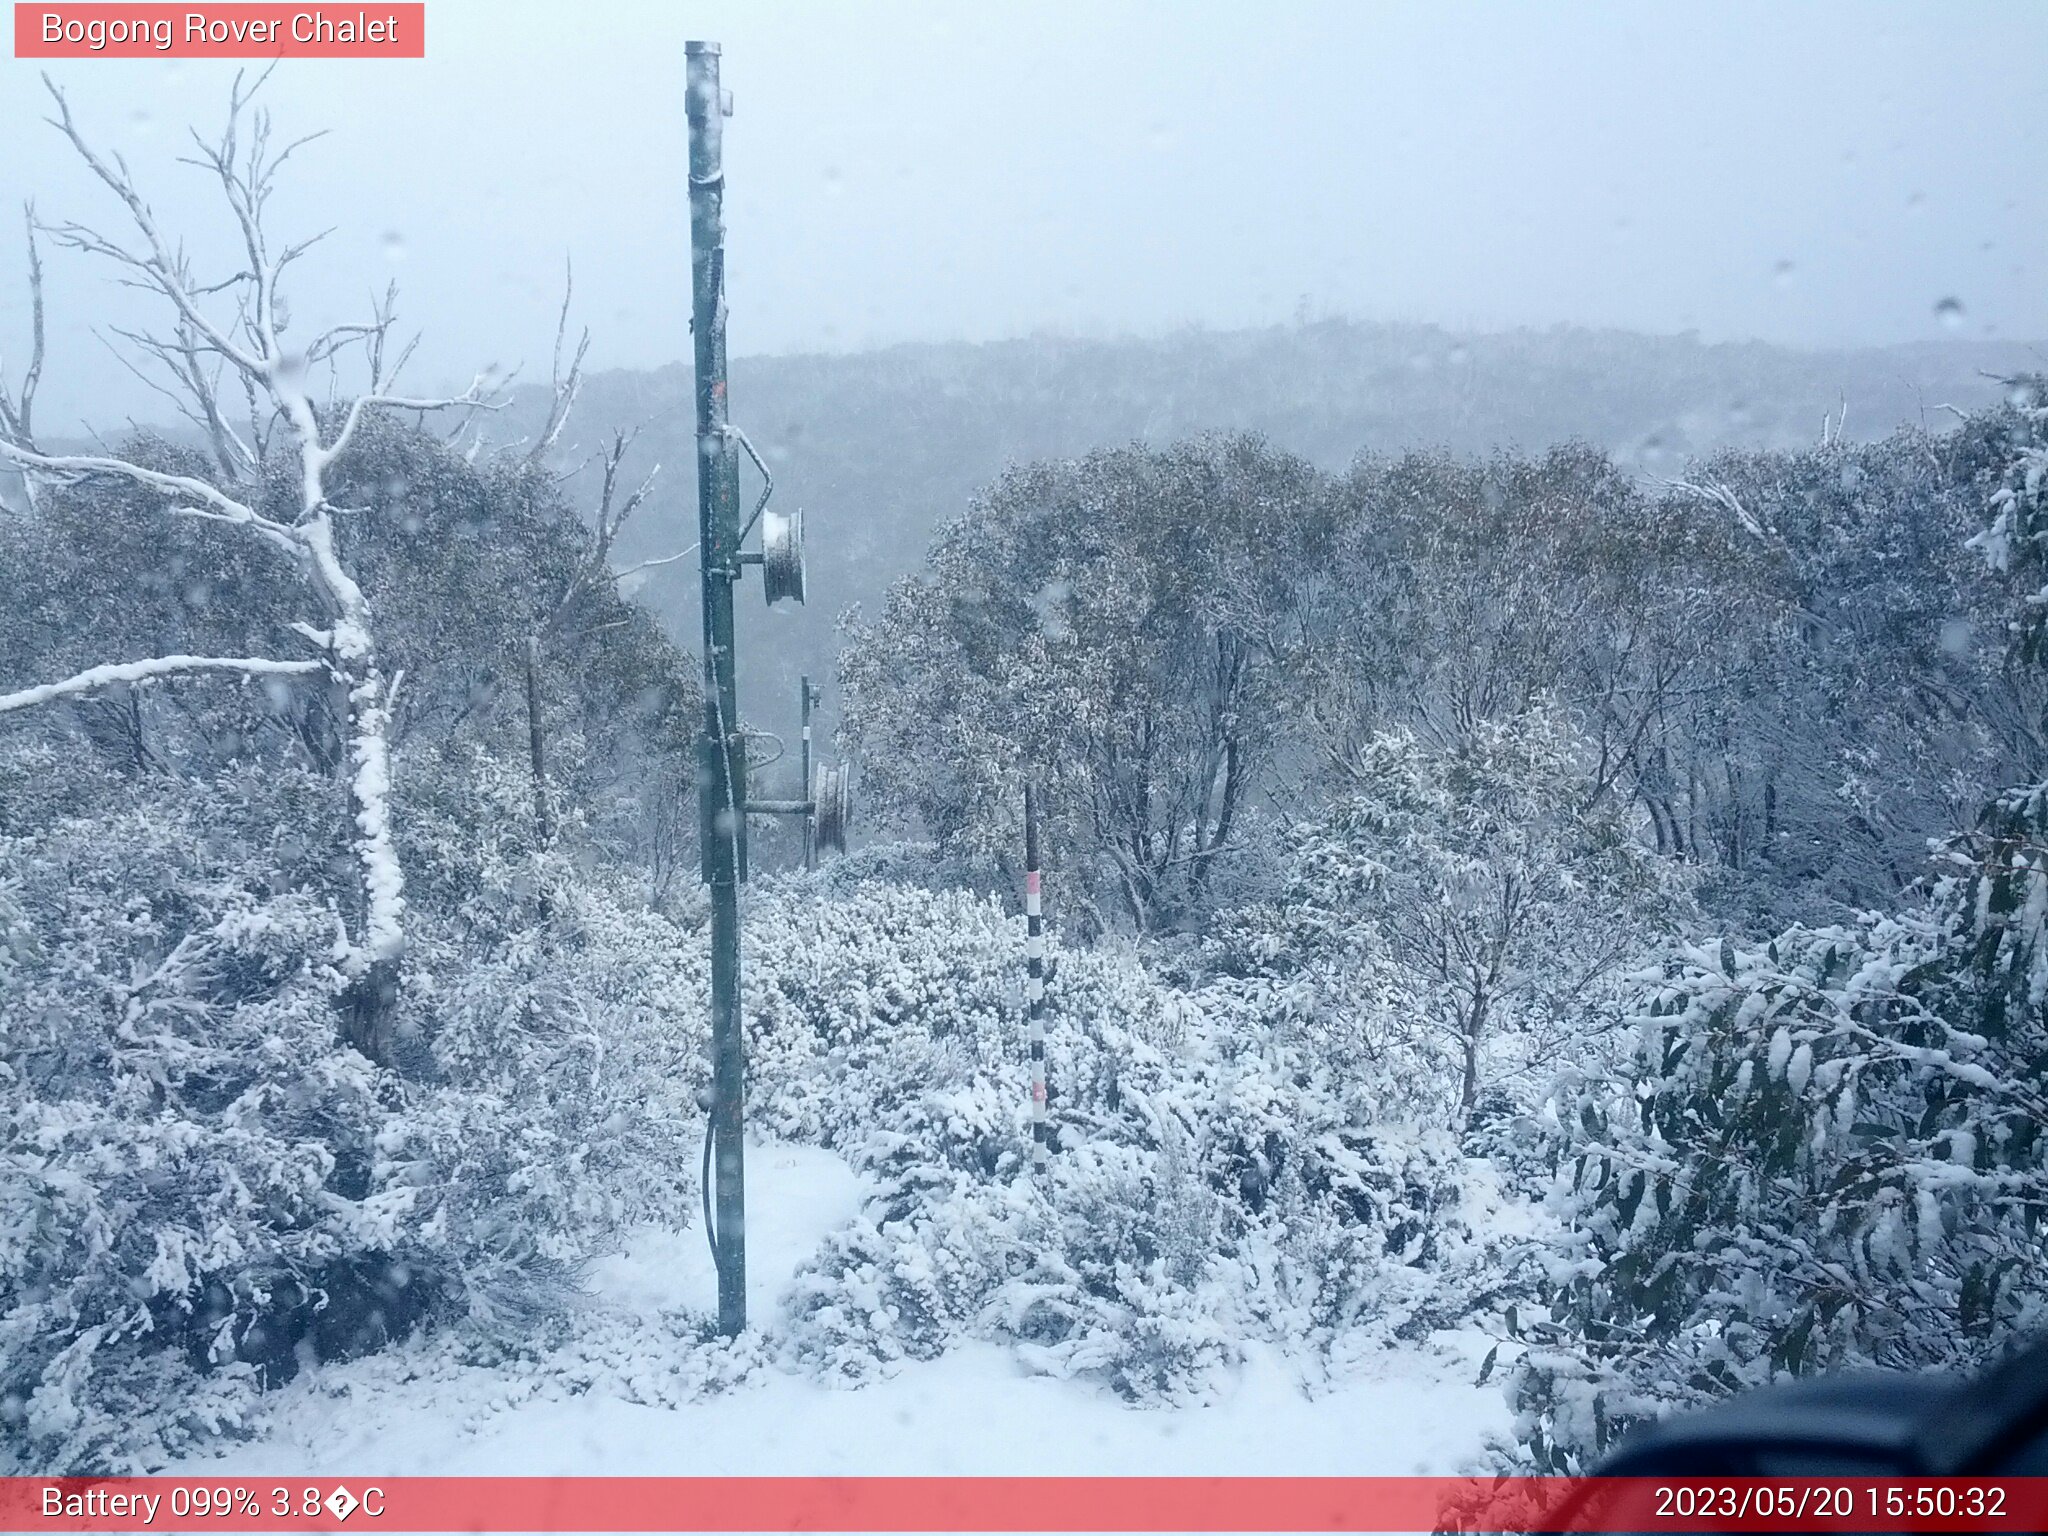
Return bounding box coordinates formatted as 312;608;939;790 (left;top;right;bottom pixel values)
686;38;747;1338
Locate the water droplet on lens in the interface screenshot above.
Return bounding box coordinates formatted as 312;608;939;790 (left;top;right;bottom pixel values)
381;231;406;262
1934;296;1965;329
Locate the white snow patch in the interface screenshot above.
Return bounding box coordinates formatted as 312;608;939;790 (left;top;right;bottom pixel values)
585;1143;870;1322
177;1141;1509;1480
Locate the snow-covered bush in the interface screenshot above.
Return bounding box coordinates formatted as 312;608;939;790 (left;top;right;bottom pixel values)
1510;394;2048;1471
754;878;1482;1400
737;880;1026;1152
0;752;699;1472
1507;894;2048;1470
1;768;390;1470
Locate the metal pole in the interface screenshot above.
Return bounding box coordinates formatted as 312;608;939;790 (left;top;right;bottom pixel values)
687;38;747;1338
800;675;816;872
1024;782;1048;1168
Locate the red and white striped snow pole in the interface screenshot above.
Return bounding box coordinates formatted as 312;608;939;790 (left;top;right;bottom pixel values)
1024;782;1049;1169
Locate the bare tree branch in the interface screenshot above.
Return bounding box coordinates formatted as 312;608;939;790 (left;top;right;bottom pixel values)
0;204;47;515
0;439;301;555
609;541;696;583
539;428;666;635
41;76;266;377
525;261;589;471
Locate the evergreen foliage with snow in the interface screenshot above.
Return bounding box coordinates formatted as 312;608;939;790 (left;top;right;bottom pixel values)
8;67;2046;1477
0;415;703;1471
1507;381;2048;1472
743;876;1495;1403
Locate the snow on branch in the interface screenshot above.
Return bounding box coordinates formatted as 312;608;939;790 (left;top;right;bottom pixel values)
9;73;462;1024
1654;473;1774;545
524;262;590;471
0;204;47;516
0;653;324;715
0;438;302;557
321;374;500;476
0;204;44;445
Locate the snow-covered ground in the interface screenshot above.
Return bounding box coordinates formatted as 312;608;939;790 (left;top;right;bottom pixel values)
179;1144;1509;1478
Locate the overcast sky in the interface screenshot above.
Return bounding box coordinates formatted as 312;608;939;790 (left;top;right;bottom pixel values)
0;0;2041;429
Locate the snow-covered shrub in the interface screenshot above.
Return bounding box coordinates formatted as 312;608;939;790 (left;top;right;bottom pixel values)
802;839;1010;903
785;1107;1244;1403
1509;899;2047;1469
989;1137;1243;1404
785;1136;1029;1386
1507;385;2048;1473
737;880;1025;1153
378;741;701;1339
757;879;1480;1399
1511;809;2048;1468
0;752;700;1471
1;769;389;1470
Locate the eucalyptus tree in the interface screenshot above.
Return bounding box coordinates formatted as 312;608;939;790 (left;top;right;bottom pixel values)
0;75;495;1056
842;434;1323;935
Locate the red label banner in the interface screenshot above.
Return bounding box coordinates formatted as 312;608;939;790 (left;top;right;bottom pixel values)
13;4;425;57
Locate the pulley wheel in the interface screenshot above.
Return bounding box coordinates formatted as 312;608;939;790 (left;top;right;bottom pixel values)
762;505;806;606
812;761;851;854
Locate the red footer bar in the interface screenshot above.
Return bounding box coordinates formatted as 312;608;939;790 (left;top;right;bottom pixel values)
7;1478;2048;1533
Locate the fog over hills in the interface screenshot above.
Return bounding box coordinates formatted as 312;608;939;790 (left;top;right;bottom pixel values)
498;318;2045;720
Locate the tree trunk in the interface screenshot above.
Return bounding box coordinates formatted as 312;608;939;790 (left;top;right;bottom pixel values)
1457;988;1490;1127
337;659;404;1062
524;635;553;848
297;508;408;1061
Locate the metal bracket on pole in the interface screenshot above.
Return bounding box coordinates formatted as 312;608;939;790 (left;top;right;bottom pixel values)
744;798;814;816
801;676;820;870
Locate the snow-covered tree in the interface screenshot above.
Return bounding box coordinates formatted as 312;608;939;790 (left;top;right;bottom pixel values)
0;82;716;1469
1508;386;2048;1472
1243;707;1693;1126
840;435;1322;936
1968;379;2048;655
0;76;493;1057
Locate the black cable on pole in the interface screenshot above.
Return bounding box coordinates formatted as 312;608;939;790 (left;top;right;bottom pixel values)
700;1111;718;1267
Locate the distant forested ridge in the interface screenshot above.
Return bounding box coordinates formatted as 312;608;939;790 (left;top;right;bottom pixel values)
501;319;2045;698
